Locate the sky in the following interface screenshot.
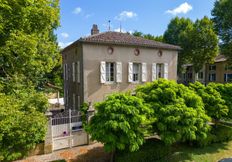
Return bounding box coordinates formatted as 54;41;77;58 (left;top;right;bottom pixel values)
56;0;216;48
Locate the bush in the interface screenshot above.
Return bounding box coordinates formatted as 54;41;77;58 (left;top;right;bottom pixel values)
208;83;232;119
189;82;228;120
115;139;172;162
0;92;47;161
195;124;232;147
85;93;153;152
136;79;211;145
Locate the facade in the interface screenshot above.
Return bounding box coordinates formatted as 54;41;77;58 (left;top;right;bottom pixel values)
179;55;232;84
62;25;180;110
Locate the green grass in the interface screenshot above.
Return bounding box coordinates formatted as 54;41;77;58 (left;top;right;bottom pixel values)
116;139;232;162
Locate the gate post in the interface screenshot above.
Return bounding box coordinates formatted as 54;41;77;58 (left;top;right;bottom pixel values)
44;113;53;154
87;102;95;144
69;109;73;148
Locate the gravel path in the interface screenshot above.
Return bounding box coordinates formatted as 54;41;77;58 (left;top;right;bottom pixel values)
14;143;110;162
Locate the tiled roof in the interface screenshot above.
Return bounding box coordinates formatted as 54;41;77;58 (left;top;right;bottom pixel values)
215;55;227;62
74;31;181;50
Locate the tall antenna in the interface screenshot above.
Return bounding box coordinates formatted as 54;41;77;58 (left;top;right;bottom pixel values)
108;20;111;31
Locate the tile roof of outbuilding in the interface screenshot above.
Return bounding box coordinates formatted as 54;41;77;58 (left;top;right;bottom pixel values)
62;31;181;52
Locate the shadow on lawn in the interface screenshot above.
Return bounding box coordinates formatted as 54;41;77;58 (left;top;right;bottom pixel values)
160;141;230;162
70;146;111;162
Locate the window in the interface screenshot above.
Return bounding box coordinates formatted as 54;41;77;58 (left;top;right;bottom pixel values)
198;72;204;79
106;62;115;82
224;74;232;82
209;65;216;71
132;63;141;82
225;64;232;71
209;73;216;82
156;64;164;79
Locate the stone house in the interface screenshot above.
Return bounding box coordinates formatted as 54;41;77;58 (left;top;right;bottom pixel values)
61;24;180;110
179;55;232;84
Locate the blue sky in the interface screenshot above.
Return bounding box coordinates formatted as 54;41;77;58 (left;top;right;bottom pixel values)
56;0;215;48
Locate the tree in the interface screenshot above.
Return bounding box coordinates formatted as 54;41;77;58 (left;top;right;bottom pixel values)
189;17;219;72
163;17;218;72
212;0;232;61
0;92;47;161
132;31;164;42
163;17;194;72
136;79;211;145
189;82;228;121
0;0;60;90
86;93;153;154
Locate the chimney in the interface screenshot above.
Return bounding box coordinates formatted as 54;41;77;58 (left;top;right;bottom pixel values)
91;24;99;35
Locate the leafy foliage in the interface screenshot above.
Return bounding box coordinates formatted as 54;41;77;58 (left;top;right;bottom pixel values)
85;93;153;152
136;79;211;145
163;17;218;72
189;82;228;120
0;0;61;89
132;31;164;42
212;0;232;61
0;92;47;161
208;83;232;119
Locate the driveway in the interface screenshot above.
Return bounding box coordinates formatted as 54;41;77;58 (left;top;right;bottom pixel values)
14;143;110;162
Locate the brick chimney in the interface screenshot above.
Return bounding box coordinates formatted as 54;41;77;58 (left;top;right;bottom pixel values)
91;24;99;35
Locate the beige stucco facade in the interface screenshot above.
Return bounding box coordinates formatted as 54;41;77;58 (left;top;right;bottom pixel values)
82;43;178;103
62;42;178;110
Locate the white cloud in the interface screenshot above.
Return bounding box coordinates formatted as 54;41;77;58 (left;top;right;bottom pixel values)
115;11;137;21
85;13;94;19
114;28;126;33
61;32;69;39
166;2;192;15
73;7;82;14
58;42;73;49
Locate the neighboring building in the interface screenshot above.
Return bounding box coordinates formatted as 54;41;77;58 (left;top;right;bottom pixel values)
61;24;180;110
179;55;232;84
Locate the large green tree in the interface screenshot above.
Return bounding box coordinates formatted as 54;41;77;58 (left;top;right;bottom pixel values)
0;0;60;90
212;0;232;62
136;79;211;145
163;17;193;72
132;31;164;42
163;17;218;72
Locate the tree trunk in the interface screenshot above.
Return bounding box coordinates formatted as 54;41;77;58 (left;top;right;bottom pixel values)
110;150;115;162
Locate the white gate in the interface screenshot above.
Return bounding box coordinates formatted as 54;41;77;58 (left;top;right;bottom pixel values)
50;109;88;151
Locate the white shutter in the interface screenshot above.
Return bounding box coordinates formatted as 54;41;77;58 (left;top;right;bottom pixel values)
142;63;147;82
63;64;66;81
72;62;75;82
72;93;76;110
76;61;80;83
65;64;68;80
195;73;199;81
116;62;122;83
100;61;106;83
152;63;157;81
164;63;169;79
128;62;133;82
77;96;80;109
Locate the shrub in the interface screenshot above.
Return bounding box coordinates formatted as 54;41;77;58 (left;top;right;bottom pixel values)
85;93;154;153
115;139;171;162
189;82;228;120
136;79;211;145
0;93;47;161
208;83;232;119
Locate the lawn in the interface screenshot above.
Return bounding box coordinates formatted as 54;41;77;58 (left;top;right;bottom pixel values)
116;138;232;162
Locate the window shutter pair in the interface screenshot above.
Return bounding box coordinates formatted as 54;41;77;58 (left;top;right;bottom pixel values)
100;62;122;83
128;62;147;82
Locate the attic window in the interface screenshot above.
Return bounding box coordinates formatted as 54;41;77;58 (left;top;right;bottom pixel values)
107;47;114;55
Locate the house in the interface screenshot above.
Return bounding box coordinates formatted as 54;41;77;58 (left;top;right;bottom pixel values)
179;55;232;84
61;24;181;110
